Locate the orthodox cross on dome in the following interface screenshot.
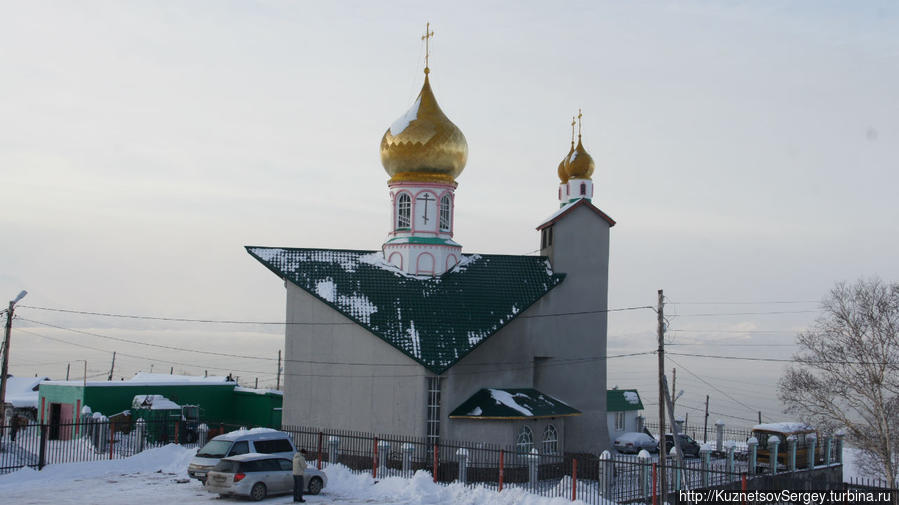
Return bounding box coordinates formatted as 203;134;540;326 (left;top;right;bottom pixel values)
417;192;434;224
570;116;576;145
421;22;435;73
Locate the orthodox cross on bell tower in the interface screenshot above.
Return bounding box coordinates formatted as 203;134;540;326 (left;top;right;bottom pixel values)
577;108;583;139
422;22;434;73
571;116;576;145
417;192;434;224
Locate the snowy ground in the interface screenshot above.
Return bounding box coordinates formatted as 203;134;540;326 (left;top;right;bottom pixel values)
0;445;592;505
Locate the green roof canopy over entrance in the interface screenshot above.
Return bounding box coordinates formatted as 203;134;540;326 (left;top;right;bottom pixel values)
247;248;565;374
449;388;581;420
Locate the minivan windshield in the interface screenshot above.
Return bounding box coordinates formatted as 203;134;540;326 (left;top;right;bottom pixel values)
197;440;232;458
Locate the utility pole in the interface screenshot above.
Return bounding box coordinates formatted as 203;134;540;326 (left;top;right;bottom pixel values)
671;368;677;414
276;350;282;390
0;290;27;428
255;377;258;389
703;395;710;443
107;351;116;381
66;363;71;381
656;289;667;503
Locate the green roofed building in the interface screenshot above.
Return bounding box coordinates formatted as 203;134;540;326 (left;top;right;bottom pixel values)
607;388;645;442
37;373;282;440
248;56;616;452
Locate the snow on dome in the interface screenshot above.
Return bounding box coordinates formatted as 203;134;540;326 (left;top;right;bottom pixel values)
389;96;422;136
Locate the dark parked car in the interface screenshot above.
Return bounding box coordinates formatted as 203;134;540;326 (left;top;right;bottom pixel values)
664;434;701;457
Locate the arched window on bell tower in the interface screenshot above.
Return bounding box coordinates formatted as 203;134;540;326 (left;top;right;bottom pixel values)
397;193;411;230
439;194;451;232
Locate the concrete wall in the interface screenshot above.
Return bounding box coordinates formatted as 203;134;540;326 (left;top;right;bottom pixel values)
282;282;428;435
441;204;612;452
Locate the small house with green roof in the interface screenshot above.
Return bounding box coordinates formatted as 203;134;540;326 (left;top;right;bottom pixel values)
248;57;616;452
607;388;645;440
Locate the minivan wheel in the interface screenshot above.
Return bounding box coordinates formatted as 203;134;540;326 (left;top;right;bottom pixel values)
307;476;323;495
250;482;267;501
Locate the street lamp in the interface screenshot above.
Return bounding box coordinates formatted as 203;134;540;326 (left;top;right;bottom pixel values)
0;290;27;428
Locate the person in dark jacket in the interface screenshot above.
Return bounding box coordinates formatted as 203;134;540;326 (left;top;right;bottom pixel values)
292;448;308;503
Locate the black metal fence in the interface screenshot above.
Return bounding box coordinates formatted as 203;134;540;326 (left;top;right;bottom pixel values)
644;422;753;444
0;418;244;474
3;419;848;504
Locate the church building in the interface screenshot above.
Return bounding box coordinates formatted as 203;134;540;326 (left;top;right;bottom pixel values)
248;39;616;453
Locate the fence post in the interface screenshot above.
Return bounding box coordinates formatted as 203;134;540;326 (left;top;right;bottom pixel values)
38;423;48;470
747;437;758;475
787;435;797;472
701;444;712;487
196;423;207;450
527;448;539;487
834;431;845;464
823;436;832;466
599;449;613;498
433;444;439;483
317;432;323;470
134;419;146;452
652;462;658;505
806;433;817;469
372;436;379;479
97;415;109;454
741;473;747;505
768;436;780;475
571;457;577;502
378;440;390;477
715;419;725;452
456;448;469;484
670;447;681;491
109;421;116;459
498;449;504;492
330;436;341;468
725;441;736;475
639;450;651;501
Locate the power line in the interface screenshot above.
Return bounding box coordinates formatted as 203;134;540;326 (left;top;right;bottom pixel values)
675;310;821;317
19;303;656;324
669;329;798;334
667;351;899;366
671;300;818;306
667;356;773;422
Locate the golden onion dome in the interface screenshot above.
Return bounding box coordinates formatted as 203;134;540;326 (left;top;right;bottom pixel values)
566;137;595;180
380;73;468;184
557;142;574;182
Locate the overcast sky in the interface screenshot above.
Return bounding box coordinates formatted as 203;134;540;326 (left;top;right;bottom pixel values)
2;1;897;426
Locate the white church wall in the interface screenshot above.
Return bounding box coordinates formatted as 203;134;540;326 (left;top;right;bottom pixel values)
283;282;428;436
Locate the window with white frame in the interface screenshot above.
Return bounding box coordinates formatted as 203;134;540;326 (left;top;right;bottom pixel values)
615;411;626;432
542;424;558;454
439;194;451;232
516;426;534;454
426;376;441;447
397;193;411;229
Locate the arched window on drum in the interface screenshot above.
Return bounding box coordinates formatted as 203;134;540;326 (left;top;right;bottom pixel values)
439;194;451;232
397;193;411;230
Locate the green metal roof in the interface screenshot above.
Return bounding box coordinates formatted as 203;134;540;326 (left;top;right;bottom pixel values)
606;389;644;412
449;388;581;419
246;247;565;374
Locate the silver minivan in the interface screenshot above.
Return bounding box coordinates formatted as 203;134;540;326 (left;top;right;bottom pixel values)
205;453;327;500
187;428;296;482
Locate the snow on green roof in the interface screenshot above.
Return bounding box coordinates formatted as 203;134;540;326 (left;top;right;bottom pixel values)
607;389;644;411
246;247;565;374
449;388;581;419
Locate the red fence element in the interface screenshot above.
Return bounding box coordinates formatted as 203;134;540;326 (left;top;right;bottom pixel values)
432;444;438;483
317;432;323;470
372;436;379;479
571;458;577;501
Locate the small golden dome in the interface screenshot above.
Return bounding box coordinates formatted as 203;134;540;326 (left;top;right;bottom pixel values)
380;74;468;184
557;142;574;182
566;137;595;180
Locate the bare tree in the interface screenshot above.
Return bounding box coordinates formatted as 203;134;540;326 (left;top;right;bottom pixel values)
779;278;899;488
